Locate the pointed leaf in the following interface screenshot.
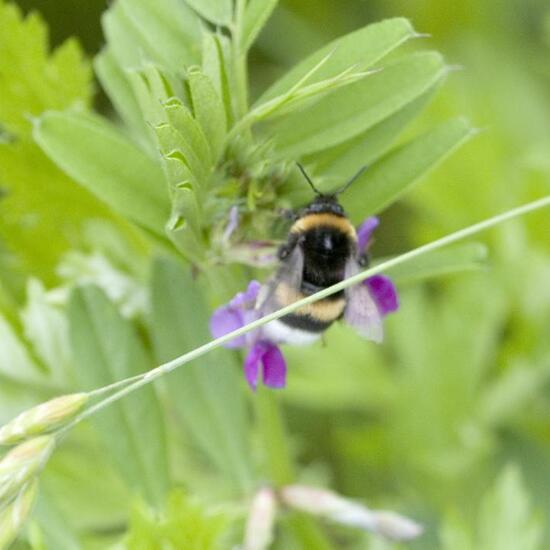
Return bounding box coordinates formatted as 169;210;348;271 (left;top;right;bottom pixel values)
164;97;213;169
155;123;207;186
94;48;149;141
342;117;476;220
171;182;202;238
258;17;416;104
34;111;170;236
68;285;169;507
104;0;200;71
479;466;543;550
187;68;227;162
150;257;253;492
310;89;436;183
202;32;234;127
271;52;447;157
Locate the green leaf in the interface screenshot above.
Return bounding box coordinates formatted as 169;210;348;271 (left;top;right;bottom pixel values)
94;48;150;142
187;68;227;162
164;97;213;169
257;17;416;105
242;58;371;128
150;257;254;492
202;32;235;127
0;313;43;386
42;428;131;532
170;182;203;238
383;243;488;284
20;279;72;385
127;64;178;129
478;466;543;550
68;285;169;507
342;117;476;220
155;122;207;187
0;1;105;283
0;2;92;136
34;110;170;237
441;513;474;550
309;89;436;183
32;494;81;550
126;490;233;549
103;0;200;71
242;0;278;51
477;363;550;428
184;0;233;26
270;52;447;157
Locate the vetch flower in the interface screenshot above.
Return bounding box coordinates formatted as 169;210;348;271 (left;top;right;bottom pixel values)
210;280;262;349
357;216;399;317
280;484;423;542
210;281;287;390
243;487;278;550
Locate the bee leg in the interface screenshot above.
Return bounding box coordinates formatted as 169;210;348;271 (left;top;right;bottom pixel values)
320;334;328;347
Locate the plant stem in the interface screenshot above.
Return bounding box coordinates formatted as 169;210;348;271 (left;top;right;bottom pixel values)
232;0;248;120
256;389;335;549
256;388;294;486
60;195;550;433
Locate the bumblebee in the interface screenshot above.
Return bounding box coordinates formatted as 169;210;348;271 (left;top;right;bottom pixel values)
258;164;383;345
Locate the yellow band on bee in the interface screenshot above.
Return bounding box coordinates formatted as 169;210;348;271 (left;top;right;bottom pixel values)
290;213;357;240
276;283;346;322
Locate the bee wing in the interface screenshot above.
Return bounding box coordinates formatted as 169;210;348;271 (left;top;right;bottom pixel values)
343;257;383;343
256;244;304;315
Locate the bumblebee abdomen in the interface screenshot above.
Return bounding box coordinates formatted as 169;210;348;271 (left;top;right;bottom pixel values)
268;282;346;345
275;283;346;322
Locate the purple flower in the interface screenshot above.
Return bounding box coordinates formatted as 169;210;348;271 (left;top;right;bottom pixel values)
365;275;399;316
209;280;287;390
357;216;399;317
244;341;287;391
356;216;380;254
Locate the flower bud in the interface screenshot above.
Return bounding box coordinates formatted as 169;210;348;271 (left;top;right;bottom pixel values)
0;480;38;549
243;487;278;550
0;436;54;505
0;393;88;445
280;485;422;542
372;510;424;542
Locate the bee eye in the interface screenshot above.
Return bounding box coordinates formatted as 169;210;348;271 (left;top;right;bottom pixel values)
278;245;290;259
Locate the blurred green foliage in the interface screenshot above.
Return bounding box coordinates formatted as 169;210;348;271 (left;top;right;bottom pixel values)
1;0;550;549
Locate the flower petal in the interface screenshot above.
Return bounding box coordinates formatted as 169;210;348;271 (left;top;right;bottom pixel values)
244;342;266;391
209;305;247;348
356;217;380;255
364;275;399;316
262;343;287;389
230;280;262;308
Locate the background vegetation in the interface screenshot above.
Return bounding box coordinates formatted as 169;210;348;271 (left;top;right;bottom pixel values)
1;0;550;548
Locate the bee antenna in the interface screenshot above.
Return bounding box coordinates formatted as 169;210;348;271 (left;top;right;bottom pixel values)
335;164;369;195
297;162;322;195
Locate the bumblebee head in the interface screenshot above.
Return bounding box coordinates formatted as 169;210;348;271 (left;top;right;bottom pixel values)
295;162;368;217
302;194;345;217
